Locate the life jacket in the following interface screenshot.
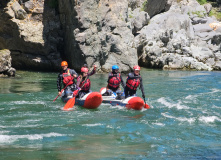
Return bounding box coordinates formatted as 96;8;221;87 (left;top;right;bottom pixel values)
80;78;91;91
108;73;121;89
62;69;74;85
126;76;141;90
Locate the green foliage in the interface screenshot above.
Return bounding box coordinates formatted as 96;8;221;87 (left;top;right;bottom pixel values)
141;0;148;11
129;14;133;18
191;11;206;18
196;0;207;5
209;8;221;21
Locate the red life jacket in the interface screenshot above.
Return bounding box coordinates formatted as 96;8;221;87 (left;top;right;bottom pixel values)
80;78;91;91
62;69;74;85
108;73;121;89
126;76;141;90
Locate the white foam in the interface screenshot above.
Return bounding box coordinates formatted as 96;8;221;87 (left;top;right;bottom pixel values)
185;95;198;100
8;101;46;105
82;123;103;127
210;88;220;93
111;105;125;110
162;113;195;123
157;97;189;109
0;132;66;144
198;116;221;123
185;88;220;102
106;125;114;128
0;131;10;134
153;123;165;126
8;124;40;128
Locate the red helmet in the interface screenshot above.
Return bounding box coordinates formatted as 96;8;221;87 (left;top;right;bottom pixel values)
81;67;88;73
133;65;140;71
61;61;68;66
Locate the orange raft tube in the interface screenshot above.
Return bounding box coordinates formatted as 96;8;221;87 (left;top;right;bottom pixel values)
100;87;150;110
102;96;150;110
62;92;103;109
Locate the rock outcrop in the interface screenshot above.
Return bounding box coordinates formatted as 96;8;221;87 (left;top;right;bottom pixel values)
136;0;221;71
0;0;63;74
0;0;221;76
0;49;16;77
59;0;138;72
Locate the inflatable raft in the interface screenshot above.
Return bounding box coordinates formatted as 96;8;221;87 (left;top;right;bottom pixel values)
62;92;103;109
100;87;150;110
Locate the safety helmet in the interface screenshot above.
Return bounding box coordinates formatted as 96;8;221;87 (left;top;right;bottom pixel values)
61;61;68;66
133;65;140;71
112;65;119;70
81;67;88;73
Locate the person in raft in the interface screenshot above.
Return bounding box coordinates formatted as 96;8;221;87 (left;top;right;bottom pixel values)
102;65;125;99
57;61;78;98
124;65;145;99
76;64;97;98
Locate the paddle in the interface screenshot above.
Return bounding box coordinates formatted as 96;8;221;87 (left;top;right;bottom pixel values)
63;96;76;111
143;97;150;109
63;70;91;111
63;89;82;110
53;83;69;102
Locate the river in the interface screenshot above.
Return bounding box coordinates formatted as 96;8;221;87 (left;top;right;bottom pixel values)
0;69;221;159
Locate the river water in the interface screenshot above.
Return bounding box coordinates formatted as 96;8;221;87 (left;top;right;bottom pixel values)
0;69;221;159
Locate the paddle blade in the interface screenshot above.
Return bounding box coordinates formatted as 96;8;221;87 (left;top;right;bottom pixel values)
144;104;150;109
63;98;75;111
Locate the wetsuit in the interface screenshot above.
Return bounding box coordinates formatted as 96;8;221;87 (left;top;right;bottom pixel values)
76;68;96;98
57;68;78;97
103;72;125;99
124;72;145;99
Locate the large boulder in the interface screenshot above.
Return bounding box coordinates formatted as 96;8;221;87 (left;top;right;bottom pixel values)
144;0;173;18
135;0;221;71
128;8;150;35
0;0;63;71
0;49;16;77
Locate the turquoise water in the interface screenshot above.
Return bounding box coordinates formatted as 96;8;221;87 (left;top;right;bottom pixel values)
0;69;221;159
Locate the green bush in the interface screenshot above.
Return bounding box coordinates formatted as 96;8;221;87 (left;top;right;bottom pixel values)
197;0;207;5
192;11;206;17
209;9;221;21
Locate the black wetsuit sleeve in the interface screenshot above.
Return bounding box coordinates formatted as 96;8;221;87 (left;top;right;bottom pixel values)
57;73;62;92
107;73;112;83
69;69;78;77
120;74;125;88
140;77;145;98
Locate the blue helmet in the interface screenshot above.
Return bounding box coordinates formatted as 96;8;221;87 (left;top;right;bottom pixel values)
112;65;119;70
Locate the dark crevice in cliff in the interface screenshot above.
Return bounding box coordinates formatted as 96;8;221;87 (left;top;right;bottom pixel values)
0;0;9;9
58;0;86;72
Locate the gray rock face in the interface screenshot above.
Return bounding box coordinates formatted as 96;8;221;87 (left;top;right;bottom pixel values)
144;0;172;18
128;0;146;10
0;0;62;73
128;8;150;35
136;0;221;71
0;49;16;77
0;0;221;73
59;0;137;72
11;1;27;20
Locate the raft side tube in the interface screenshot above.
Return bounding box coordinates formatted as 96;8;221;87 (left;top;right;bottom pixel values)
83;92;103;109
124;97;144;110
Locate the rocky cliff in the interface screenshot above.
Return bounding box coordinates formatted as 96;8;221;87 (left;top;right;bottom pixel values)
0;0;221;77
